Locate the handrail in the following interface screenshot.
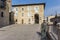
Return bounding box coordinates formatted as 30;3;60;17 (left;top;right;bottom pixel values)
48;25;58;40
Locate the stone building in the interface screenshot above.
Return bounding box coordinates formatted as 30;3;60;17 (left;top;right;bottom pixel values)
12;3;45;24
47;16;55;25
0;0;11;26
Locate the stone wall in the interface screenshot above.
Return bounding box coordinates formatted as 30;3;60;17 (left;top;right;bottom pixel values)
0;0;11;27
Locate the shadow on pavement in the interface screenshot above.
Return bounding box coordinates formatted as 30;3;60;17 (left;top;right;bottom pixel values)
37;32;41;36
0;24;14;28
36;32;52;40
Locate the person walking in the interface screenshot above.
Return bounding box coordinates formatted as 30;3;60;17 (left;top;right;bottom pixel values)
41;20;48;40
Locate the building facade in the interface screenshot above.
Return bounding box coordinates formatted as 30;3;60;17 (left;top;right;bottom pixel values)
0;0;11;26
12;3;45;24
47;16;55;25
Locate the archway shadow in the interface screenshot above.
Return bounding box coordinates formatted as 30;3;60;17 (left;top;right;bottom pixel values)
0;24;14;28
36;32;41;36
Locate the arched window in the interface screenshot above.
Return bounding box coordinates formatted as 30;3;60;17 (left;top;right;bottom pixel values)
22;8;24;11
16;19;17;22
29;19;30;24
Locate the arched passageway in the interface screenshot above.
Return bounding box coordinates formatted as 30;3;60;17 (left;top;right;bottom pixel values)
34;14;39;24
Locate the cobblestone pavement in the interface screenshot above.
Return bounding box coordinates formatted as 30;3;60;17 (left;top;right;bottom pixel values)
0;24;41;40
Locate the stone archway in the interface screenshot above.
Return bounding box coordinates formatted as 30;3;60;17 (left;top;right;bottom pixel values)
34;14;39;24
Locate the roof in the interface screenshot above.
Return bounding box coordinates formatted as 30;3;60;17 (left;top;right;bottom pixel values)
12;3;45;8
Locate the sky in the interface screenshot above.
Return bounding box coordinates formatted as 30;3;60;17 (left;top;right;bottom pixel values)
12;0;60;17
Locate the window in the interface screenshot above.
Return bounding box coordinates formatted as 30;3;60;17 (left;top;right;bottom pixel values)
29;19;30;22
34;6;39;13
0;0;6;8
16;13;17;16
14;13;17;16
16;8;18;11
28;13;30;17
29;19;30;24
1;12;4;17
27;6;31;10
1;4;5;8
22;19;24;24
27;6;32;11
34;6;39;10
22;8;24;11
28;12;32;17
22;13;24;16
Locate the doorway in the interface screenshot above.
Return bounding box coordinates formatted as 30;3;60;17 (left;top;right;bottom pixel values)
22;19;24;24
9;13;11;24
34;14;39;24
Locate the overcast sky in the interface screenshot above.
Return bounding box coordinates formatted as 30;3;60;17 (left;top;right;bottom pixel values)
12;0;60;17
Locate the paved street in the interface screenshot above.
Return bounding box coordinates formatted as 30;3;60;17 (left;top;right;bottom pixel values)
0;24;41;40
